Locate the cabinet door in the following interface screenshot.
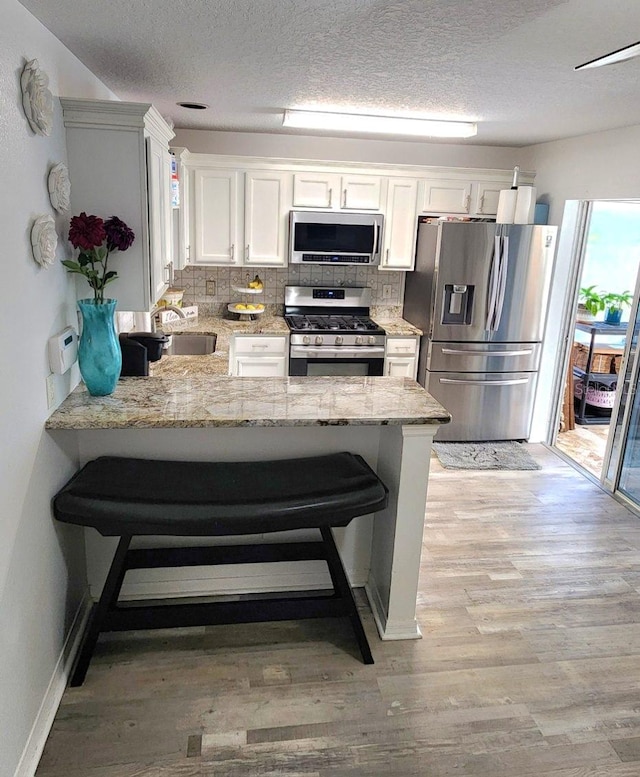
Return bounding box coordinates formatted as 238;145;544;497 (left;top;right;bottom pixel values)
146;135;171;304
292;172;340;208
233;356;287;377
244;171;290;266
473;182;503;216
384;357;417;379
193;168;240;265
380;178;419;270
341;174;382;210
419;179;471;214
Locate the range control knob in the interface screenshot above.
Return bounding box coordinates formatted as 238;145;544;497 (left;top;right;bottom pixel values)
335;335;343;346
302;335;310;345
355;335;363;345
315;335;323;346
368;336;376;345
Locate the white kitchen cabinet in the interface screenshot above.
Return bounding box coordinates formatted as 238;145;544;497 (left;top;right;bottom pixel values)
243;171;290;266
170;147;191;271
385;337;419;379
62;99;175;311
192;169;240;266
292;172;381;210
190;168;290;267
380;178;419;271
471;181;504;216
229;334;288;376
418;179;472;215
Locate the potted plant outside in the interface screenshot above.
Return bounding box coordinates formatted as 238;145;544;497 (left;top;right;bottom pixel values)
578;285;606;322
602;290;632;325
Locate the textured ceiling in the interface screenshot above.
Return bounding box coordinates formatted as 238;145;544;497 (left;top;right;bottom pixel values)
18;0;640;146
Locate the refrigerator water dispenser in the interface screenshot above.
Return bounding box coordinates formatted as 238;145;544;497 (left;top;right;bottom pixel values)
442;284;474;325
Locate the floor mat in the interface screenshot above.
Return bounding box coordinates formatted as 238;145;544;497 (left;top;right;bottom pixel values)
432;441;541;470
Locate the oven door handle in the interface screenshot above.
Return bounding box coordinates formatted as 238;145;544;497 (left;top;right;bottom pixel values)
290;346;386;357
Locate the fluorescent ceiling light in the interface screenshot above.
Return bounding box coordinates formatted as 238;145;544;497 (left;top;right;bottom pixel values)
575;40;640;70
283;109;477;138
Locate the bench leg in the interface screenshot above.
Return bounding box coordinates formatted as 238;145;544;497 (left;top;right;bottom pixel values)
70;534;132;686
321;526;374;665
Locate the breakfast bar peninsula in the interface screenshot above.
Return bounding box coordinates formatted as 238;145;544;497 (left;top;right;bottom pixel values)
46;375;450;641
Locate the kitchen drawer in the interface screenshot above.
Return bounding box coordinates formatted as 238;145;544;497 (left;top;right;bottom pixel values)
232;335;288;355
386;337;418;357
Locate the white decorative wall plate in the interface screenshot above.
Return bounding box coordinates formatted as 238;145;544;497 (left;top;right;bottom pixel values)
21;59;53;136
47;163;71;213
31;214;58;268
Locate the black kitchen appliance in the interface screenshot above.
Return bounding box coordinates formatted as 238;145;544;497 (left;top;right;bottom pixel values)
285;286;385;376
119;331;169;376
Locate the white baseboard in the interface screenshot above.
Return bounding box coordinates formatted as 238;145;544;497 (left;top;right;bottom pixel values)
365;576;422;641
13;593;92;777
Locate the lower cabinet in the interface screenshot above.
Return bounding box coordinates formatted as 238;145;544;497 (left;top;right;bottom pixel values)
229;334;288;376
384;337;419;379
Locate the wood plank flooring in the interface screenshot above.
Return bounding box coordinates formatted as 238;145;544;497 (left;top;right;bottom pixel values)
35;445;640;777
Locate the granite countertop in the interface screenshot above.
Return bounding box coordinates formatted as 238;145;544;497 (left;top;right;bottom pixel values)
45;376;450;430
150;313;421;379
151;313;288;378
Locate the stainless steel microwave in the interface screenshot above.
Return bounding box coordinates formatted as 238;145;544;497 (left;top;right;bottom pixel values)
289;210;384;266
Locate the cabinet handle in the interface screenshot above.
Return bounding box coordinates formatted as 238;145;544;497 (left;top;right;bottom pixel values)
186;245;191;260
479;195;485;214
251;344;269;349
328;188;333;207
230;244;235;262
245;244;250;261
465;194;471;212
343;189;347;208
385;248;390;265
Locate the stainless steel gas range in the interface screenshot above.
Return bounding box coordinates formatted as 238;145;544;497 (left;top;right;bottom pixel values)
284;286;386;376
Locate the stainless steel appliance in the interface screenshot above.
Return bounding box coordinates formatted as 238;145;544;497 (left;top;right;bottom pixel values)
289;211;384;266
285;286;385;376
403;221;557;441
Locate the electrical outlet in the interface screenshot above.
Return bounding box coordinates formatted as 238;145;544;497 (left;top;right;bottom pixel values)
382;284;393;300
205;280;216;296
46;373;55;409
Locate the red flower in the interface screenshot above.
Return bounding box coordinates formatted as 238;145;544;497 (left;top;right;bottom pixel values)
68;213;106;252
104;216;135;252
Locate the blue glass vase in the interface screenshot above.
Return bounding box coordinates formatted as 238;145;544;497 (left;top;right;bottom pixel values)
605;307;623;325
77;299;122;396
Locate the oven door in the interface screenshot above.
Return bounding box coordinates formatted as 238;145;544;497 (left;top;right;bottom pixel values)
289;345;385;376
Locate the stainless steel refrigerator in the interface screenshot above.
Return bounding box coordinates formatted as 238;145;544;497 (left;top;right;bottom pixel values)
403;221;557;441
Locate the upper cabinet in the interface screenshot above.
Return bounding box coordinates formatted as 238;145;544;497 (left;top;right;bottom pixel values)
62;99;175;311
244;171;291;266
190;165;290;267
292;172;381;210
380;178;419;271
419;179;472;215
418;178;511;217
193;168;240;265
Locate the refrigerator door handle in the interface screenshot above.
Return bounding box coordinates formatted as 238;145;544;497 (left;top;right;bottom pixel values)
439;377;530;386
440;347;534;356
486;235;501;331
494;235;510;331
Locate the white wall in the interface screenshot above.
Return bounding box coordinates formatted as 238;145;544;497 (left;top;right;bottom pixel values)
0;2;115;775
173;127;524;169
520;126;640;441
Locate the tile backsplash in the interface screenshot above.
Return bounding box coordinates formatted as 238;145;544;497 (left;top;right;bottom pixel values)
171;265;405;314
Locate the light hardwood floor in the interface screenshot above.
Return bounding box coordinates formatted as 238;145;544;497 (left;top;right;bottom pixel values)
35;445;640;777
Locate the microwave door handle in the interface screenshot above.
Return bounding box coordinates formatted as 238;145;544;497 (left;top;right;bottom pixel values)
373;221;380;255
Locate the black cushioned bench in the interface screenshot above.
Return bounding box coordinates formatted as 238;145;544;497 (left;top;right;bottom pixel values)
53;452;389;685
